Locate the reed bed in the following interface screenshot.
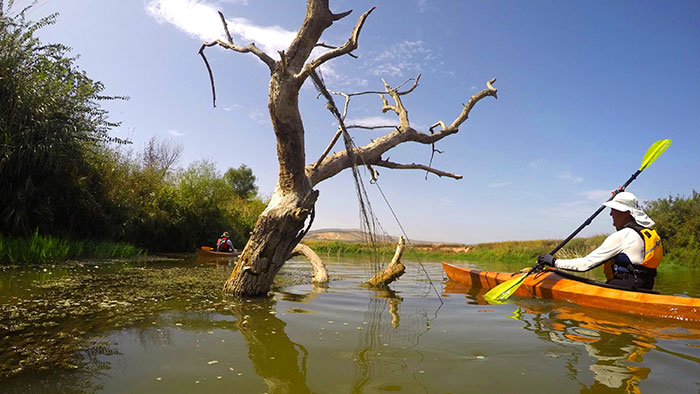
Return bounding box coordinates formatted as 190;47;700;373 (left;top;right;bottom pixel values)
0;232;144;265
303;236;609;265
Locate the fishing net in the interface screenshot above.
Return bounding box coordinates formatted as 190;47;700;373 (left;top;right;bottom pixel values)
308;69;441;300
308;69;386;276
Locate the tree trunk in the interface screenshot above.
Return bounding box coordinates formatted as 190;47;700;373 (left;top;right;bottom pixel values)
223;71;319;296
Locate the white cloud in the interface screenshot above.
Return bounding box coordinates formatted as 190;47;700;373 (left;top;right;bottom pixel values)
146;0;295;56
489;181;511;188
529;159;545;170
558;170;583;184
222;104;243;112
248;107;268;124
580;189;611;202
537;199;592;220
168;129;186;137
368;40;437;77
345;115;399;128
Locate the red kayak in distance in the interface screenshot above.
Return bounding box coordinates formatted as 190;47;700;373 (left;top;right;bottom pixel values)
196;246;241;259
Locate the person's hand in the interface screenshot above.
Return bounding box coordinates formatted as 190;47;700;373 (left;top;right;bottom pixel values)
537;254;556;267
611;186;625;196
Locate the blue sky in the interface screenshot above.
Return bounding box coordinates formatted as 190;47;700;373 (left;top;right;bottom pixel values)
13;0;700;244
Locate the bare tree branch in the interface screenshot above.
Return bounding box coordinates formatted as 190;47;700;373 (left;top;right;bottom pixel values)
315;42;358;58
297;7;375;80
306;78;497;185
331;9;353;21
290;243;328;283
314;127;343;170
347;124;398;130
218;11;234;44
394;75;421;95
375;159;463;179
198;11;276;107
198;42;218;107
447;78;498;130
201;10;276;67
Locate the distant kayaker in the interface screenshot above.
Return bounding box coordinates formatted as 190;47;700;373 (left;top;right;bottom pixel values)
538;191;663;291
216;232;235;252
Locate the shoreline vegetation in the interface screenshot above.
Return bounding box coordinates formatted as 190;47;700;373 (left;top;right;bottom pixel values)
1;230;696;268
303;236;608;265
0;232;143;265
303;231;697;268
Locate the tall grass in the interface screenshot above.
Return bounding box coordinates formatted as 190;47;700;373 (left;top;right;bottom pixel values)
458;236;607;264
0;231;144;265
304;236;609;265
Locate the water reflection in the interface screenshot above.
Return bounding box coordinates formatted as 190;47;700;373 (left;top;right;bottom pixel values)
227;297;314;394
444;280;700;393
351;287;431;394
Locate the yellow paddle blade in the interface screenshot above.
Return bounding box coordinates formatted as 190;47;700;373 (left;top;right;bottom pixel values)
484;273;528;304
640;139;671;171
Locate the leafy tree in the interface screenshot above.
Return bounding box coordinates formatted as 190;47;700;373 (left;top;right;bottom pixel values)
0;4;266;252
223;164;258;199
645;191;700;266
98;148;266;252
0;3;124;237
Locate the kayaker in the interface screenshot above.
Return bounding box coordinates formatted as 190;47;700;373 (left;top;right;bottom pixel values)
537;191;663;291
216;232;235;252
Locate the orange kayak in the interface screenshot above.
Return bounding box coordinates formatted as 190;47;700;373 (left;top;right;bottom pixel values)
442;262;700;322
196;246;241;258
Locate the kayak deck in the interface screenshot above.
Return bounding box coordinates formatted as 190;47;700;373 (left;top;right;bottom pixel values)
442;262;700;322
196;246;241;259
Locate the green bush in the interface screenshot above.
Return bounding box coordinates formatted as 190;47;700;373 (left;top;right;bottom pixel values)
0;4;268;257
645;191;700;266
1;4;125;238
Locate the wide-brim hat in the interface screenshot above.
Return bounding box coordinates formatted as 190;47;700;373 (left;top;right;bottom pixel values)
602;192;655;228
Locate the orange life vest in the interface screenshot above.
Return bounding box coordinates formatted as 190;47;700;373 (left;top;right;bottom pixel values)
638;228;663;269
603;227;662;280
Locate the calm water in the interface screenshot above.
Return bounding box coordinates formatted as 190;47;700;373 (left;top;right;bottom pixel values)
1;256;699;393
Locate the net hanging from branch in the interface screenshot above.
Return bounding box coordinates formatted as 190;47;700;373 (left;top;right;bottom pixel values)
308;69;443;301
309;69;386;275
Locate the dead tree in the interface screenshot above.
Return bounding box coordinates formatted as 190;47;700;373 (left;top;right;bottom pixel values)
365;236;406;288
200;1;497;296
290;243;328;284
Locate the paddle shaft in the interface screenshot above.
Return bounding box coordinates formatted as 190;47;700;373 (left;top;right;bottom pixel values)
549;169;642;256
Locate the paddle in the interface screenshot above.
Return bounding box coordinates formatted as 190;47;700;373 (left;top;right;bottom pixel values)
484;139;672;303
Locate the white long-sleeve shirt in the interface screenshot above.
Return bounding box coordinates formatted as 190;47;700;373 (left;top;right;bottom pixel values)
554;227;644;272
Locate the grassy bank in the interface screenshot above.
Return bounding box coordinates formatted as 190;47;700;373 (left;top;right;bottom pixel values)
305;234;698;267
0;232;144;265
305;235;607;265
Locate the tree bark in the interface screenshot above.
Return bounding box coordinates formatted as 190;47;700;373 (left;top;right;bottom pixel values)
365;236;406;287
290;243;329;283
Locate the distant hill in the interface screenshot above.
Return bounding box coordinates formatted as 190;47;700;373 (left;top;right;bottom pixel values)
303;228;472;253
303;228;396;243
